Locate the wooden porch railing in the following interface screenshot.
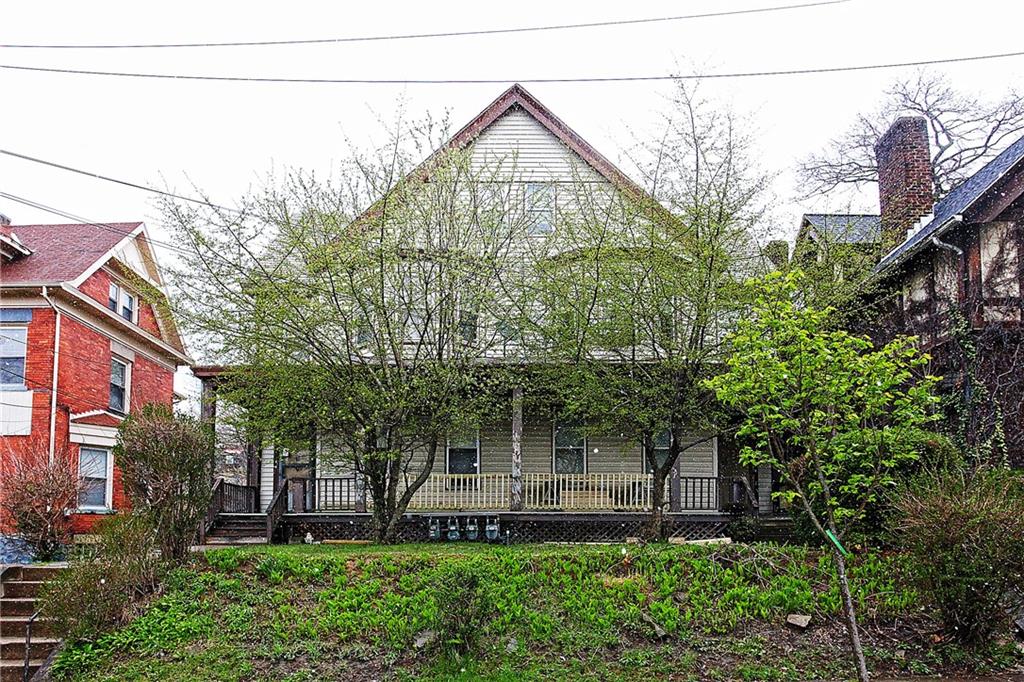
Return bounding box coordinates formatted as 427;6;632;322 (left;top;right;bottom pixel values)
304;473;721;513
222;480;259;513
199;477;225;543
523;473;657;511
266;480;289;543
408;473;511;510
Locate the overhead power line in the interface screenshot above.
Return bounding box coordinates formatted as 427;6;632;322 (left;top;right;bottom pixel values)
0;149;240;214
0;1;850;49
2;49;1024;85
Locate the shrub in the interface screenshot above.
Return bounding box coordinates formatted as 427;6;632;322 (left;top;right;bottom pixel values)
428;562;493;658
893;467;1024;644
42;514;162;642
0;443;80;560
116;404;214;563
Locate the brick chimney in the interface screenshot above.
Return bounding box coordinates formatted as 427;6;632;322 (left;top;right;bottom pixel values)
874;117;933;254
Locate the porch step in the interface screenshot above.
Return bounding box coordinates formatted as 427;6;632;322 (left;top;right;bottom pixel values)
0;600;36;617
0;581;45;600
0;617;54;639
1;659;45;682
0;636;58;659
1;566;63;583
204;536;268;545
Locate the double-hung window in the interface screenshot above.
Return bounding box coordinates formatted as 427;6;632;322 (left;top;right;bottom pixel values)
108;282;136;323
0;326;28;389
78;447;112;510
447;430;479;475
553;422;586;474
110;357;130;413
525;183;554;236
643;430;673;473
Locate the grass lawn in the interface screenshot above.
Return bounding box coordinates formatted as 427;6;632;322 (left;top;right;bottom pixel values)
49;542;1023;681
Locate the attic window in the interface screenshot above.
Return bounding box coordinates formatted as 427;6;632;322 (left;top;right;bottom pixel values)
525;183;554;236
108;282;137;323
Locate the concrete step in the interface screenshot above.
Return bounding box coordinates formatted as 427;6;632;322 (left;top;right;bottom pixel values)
0;600;37;617
0;582;44;600
204;536;267;545
0;618;54;639
0;636;58;660
1;659;43;682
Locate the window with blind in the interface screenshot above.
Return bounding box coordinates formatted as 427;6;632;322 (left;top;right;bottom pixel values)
78;447;111;509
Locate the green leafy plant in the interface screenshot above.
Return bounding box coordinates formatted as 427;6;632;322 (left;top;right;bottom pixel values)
706;271;939;681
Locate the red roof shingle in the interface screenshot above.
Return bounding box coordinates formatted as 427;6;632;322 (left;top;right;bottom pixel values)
0;222;141;284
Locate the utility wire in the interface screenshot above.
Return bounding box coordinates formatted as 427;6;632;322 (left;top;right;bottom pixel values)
0;1;850;49
2;49;1023;85
0;149;240;214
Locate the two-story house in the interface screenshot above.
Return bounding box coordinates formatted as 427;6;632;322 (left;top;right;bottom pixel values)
796;117;1024;467
0;218;190;534
196;84;753;544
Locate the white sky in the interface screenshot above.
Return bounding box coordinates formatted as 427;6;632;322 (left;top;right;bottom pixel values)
2;0;1023;408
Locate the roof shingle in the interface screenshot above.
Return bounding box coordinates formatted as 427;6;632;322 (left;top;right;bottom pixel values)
0;222;140;284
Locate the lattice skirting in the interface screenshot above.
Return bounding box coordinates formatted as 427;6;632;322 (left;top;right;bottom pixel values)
283;512;731;545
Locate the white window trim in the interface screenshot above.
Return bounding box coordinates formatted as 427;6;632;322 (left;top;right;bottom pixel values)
77;446;115;512
445;429;481;475
110;355;132;414
551;422;587;474
0;324;28;389
107;281;138;324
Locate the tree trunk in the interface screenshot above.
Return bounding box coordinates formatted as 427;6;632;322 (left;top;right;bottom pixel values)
833;546;870;682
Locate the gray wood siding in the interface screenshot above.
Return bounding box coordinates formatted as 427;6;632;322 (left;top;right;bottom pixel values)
470;107;602;182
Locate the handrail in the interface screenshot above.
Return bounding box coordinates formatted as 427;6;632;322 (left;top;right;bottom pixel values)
265;480;289;543
24;608;41;682
199;477;225;544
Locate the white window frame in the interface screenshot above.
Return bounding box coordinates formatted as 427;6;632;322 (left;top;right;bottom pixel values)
552;421;587;474
109;356;131;413
107;281;137;324
445;429;481;475
0;325;28;389
77;446;114;511
525;182;555;236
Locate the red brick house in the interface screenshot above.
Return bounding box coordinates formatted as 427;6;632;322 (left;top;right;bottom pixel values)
0;217;190;533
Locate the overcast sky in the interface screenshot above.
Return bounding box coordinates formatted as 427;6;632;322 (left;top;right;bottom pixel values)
2;0;1023;407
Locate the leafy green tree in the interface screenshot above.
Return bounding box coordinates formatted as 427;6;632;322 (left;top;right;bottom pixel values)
530;83;767;536
166;125;531;543
706;271;939;682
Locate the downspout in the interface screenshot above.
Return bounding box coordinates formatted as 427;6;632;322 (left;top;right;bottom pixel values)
41;286;61;464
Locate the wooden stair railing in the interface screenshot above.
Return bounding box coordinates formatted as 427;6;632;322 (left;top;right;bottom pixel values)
266;480;289;544
199;477;225;544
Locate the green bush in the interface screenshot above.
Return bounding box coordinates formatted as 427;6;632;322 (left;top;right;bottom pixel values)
42;514;162;642
893;467;1024;644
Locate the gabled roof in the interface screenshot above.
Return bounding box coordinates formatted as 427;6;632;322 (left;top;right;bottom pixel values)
876;133;1024;273
0;221;141;284
801;214;880;245
442;83;646;196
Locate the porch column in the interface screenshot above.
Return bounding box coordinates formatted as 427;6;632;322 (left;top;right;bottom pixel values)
756;463;773;515
355;473;367;513
510;386;524;511
669;464;681;513
200;376;217;484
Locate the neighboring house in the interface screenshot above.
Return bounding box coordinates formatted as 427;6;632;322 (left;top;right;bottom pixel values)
793;214;881;266
0;218;190;534
197;85;757;544
807;117;1024;466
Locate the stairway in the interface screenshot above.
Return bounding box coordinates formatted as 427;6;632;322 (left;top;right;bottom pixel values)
204;513;268;545
0;565;62;682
